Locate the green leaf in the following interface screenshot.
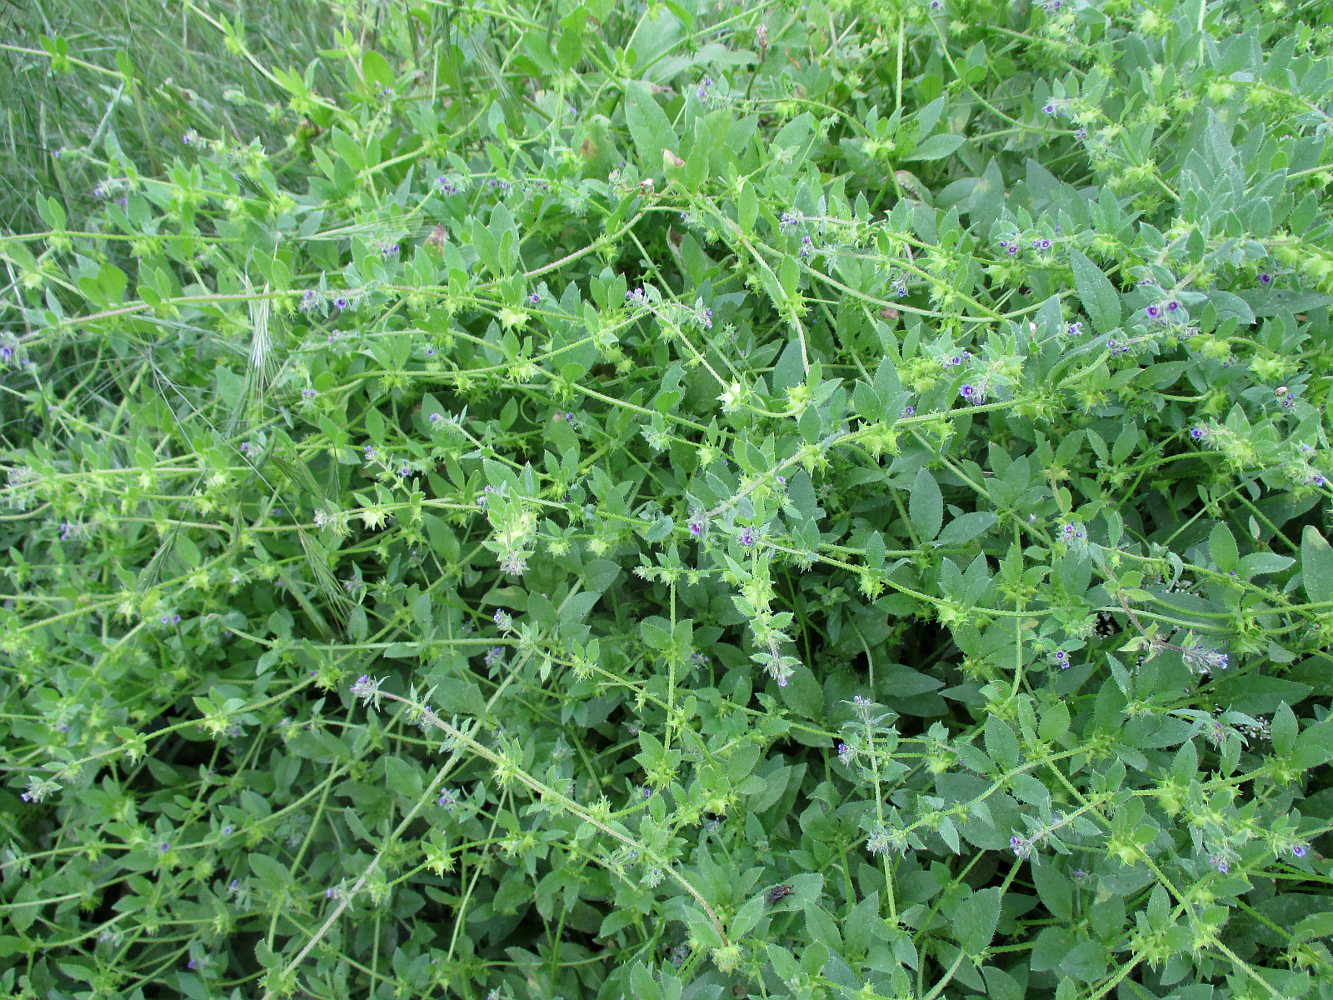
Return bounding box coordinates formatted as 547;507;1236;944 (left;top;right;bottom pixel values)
983;715;1019;769
1293;719;1333;769
953;886;1001;954
624;81;677;170
737;181;758;234
361;50;395;91
1068;248;1121;334
1270;702;1298;755
249;853;293;886
905;134;964;161
1210;674;1311;716
804;903;843;950
1300;525;1333;603
1031;859;1072;920
1031;926;1075;971
936;511;997;546
629;963;662;1000
556;24;584;70
1209;523;1239;573
910;468;943;541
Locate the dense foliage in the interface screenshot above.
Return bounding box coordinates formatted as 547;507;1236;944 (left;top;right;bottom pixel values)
2;0;1333;998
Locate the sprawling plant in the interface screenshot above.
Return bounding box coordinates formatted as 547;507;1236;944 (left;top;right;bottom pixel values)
2;0;1331;997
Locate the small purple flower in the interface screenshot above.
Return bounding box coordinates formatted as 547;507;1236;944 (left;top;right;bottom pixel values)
528;292;541;304
739;527;756;547
1074;127;1087;139
435;177;458;195
382;242;400;257
302;388;317;399
222;825;233;836
1167;299;1180;312
1209;854;1230;874
1312;475;1327;487
688;518;704;538
429;412;441;424
1258;272;1272;285
159;842;170;854
326;887;337;899
902;405;915;417
800;235;814;259
300;289;317;312
333;296;349;311
836;742;850;758
1006;243;1018;255
398;465;412;477
1038;239;1052;250
1190;426;1204;440
438;789;458;808
1042;103;1056;115
1293;843;1308;858
1067;322;1082;336
780;211;800;231
1053;649;1069;668
1146;305;1161;319
229;879;239;892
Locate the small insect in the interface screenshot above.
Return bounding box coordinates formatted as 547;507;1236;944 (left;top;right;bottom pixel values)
765;884;793;905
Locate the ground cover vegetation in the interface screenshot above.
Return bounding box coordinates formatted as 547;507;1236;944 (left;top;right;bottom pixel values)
2;0;1333;997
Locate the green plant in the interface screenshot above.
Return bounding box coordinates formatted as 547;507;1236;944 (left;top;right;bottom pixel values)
3;1;1332;998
